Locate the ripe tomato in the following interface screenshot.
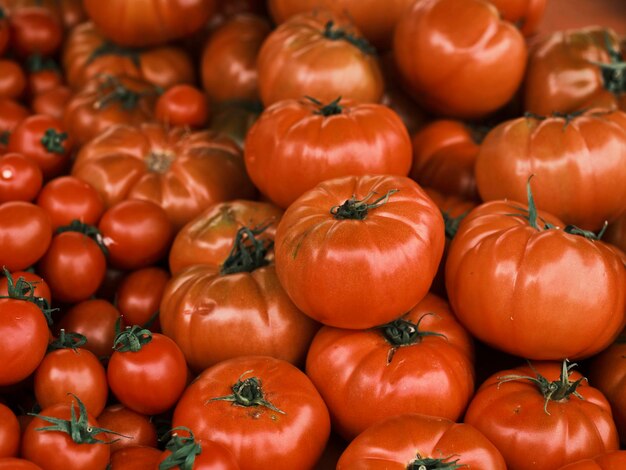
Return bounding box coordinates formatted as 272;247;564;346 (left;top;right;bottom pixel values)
306;293;474;440
0;98;29;141
0;270;50;302
98;199;173;270
0;403;19;457
108;446;162;470
337;413;506;469
394;0;527;118
244;97;412;209
257;11;383;106
155;84;209;128
116;267;170;331
274;174;445;329
107;327;187;415
173;356;330;470
0;152;42;202
97;404;157;453
0;59;26;100
201;14;270;103
25;56;63;97
464;361;619;470
8;6;62;57
158;428;240;470
30;85;72;121
0;459;42;470
0;0;87;31
0;8;9;56
0;201;52;271
556;451;626;469
490;0;547;35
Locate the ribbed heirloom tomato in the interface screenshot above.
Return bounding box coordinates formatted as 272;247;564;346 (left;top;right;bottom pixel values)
274;174;444;329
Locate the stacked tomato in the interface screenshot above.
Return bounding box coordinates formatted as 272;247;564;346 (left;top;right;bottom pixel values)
1;0;626;469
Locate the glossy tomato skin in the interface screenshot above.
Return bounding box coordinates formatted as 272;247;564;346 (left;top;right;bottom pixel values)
394;0;527;118
0;152;43;202
556;451;626;469
0;459;42;470
0;60;26;100
107;333;187;415
31;85;72;121
274;174;445;329
34;347;108;416
72;123;256;231
173;356;330;470
306;293;474;440
445;200;626;359
337;413;506;469
108;446;162;470
0;403;19;457
464;362;619;470
257;11;383;107
0;201;52;271
97;404;157;453
490;0;547;35
244;97;412;209
21;402;111;470
155;84;209;128
8;6;62;57
116;267;170;330
476;110;626;231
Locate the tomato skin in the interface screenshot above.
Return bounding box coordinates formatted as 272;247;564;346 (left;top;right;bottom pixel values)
337;413;506;469
274;175;445;329
0;458;43;470
257;11;383;107
0;152;43;202
116;267;169;331
0;270;50;302
97;404;157;453
490;0;547;35
155;84;209;128
464;362;619;470
556;451;626;469
173;356;330;470
31;85;72;121
306;293;474;441
0;98;29;137
37;231;106;303
475;110;626;231
394;0;527;119
21;402;111;470
0;403;19;457
34;347;108;416
8;7;62;57
108;446;162;470
0;201;52;271
0;9;9;56
244;97;412;209
27;69;63;98
0;59;26;100
107;333;187;415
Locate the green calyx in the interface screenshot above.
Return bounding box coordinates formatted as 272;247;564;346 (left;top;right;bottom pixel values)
407;454;465;470
0;268;55;325
87;40;142;67
331;189;398;220
159;427;202;470
208;370;286;415
442;210;468;239
306;96;344;116
497;359;586;415
25;54;60;73
590;31;626;95
56;219;109;256
48;329;87;352
93;75;161;111
322;20;376;55
220;225;273;275
381;314;447;364
113;325;152;352
40;128;68;154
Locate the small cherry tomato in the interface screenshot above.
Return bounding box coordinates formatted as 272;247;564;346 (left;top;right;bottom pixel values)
0;152;43;202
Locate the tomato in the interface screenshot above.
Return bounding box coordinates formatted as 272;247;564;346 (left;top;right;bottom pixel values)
21;397;115;470
83;0;216;47
7;114;72;180
34;332;108;416
31;86;72;121
410;119;481;202
169;199;283;275
0;459;42;470
173;356;330;470
556;451;626;469
490;0;547;35
0;271;50;386
63;75;157;147
257;11;383;107
208;100;261;149
38;223;107;303
0;98;29;141
274;174;445;329
394;0;527;119
0;60;26;100
160;226;320;372
158;428;240;470
98;199;173;270
107;326;187;415
155;84;209;128
63;22;195;91
8;6;62;57
72;123;256;230
0;152;42;202
337;413;506;469
57;299;120;360
97;404;157;453
0;403;19;457
201;14;270;103
0;201;52;271
116;267;169;331
475;109;626;231
525;28;626;115
0;270;50;303
306;293;474;440
0;7;9;56
464;361;619;470
25;55;63;97
0;0;87;31
244;97;412;209
108;446;162;470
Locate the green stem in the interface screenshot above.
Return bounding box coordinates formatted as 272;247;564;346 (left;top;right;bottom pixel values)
159;427;202;470
589;30;626;94
93;75;161;111
220;225;272;275
0;268;55;325
381;314;447;364
208;370;285;415
48;329;87;351
25;54;60;73
407;454;465;470
305;96;343;116
40;129;68;154
442;210;468;239
113;325;152;352
56;219;109;256
331;189;398;220
322;21;376;55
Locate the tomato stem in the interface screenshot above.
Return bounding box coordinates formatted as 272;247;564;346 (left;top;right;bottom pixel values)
407;453;465;469
56;219;109;256
93;75;161;111
208;370;286;415
305;96;344;116
442;210;468;239
322;21;376;55
113;325;152;352
0;268;55;325
331;189;398;220
220;225;273;275
381;314;447;364
159;427;202;470
591;31;626;95
25;54;60;73
48;329;87;351
40;128;68;154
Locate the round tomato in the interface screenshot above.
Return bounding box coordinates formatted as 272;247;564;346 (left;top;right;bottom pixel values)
0;59;26;100
173;356;330;470
8;6;62;57
394;0;527;118
30;85;72;121
244;96;412;209
108;446;162;470
116;267;170;331
464;361;619;470
107;326;187;415
490;0;547;35
0;403;19;457
557;451;626;469
257;10;383;106
97;404;157;453
274;174;445;329
158;428;240;470
155;84;209;128
0;152;43;202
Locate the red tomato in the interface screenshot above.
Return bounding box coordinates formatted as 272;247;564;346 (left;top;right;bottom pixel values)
0;270;50;303
173;356;330;470
107;327;187;415
0;98;29;141
30;85;72;120
158;429;240;470
8;6;62;57
0;459;42;470
108;446;162;470
26;55;63;97
98;199;173;270
0;201;52;271
0;8;9;56
97;404;157;453
0;59;26;100
464;361;619;470
0;152;42;202
155;84;209;128
274;174;445;329
116;267;169;331
556;450;626;469
490;0;547;35
244;97;412;209
0;403;19;457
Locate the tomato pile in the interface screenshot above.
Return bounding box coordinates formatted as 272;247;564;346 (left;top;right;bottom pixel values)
0;0;626;469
